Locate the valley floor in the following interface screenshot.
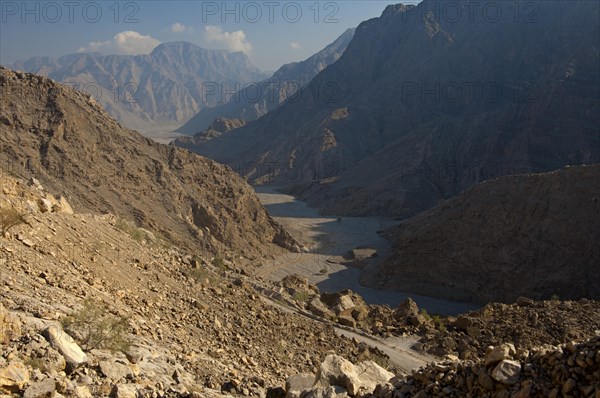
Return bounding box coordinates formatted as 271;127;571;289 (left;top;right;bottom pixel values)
253;187;479;316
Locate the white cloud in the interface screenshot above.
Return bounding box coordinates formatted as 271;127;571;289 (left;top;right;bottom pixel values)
171;22;193;34
290;42;302;50
78;31;161;55
204;25;252;54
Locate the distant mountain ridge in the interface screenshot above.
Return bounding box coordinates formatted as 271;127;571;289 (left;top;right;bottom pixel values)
176;28;355;136
7;42;266;131
178;0;600;217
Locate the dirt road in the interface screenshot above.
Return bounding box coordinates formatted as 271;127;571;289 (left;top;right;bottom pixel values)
259;295;434;373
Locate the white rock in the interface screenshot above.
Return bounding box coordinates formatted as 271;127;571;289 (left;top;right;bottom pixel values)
43;325;88;370
111;384;138;398
99;360;131;381
484;344;511;366
491;360;521;385
315;355;393;397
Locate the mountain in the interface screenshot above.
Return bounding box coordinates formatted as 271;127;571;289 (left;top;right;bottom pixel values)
181;0;600;217
7;42;266;131
0;66;299;259
366;165;600;303
176;28;355;136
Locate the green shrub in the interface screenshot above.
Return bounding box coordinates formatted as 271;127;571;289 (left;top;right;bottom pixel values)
212;257;226;270
293;291;310;303
61;299;131;353
550;293;560;302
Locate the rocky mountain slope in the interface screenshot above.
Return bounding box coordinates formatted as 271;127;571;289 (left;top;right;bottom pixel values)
7;42;266;131
1;172;598;397
176;29;355;136
369;165;600;303
183;0;600;217
0;66;299;260
0;171;380;397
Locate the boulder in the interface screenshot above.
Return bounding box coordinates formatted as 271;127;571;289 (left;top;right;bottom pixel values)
285;373;315;398
42;325;88;370
491;360;521;385
484;344;513;366
23;378;56;398
73;385;93;398
0;362;30;393
53;195;74;214
99;360;131;380
38;198;54;213
309;299;335;319
393;298;419;319
315;355;393;397
337;314;356;328
111;384;138;398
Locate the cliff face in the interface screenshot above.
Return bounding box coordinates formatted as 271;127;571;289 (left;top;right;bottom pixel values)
184;0;600;217
370;165;600;303
0;66;299;259
176;29;355;136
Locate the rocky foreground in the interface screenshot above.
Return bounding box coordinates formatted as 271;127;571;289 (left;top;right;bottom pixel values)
1;169;599;397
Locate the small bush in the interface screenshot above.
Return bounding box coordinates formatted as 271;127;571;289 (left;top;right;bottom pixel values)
0;207;27;235
293;291;310;303
430;313;447;332
115;218;145;242
212;257;227;271
550;293;560;302
61;299;131;353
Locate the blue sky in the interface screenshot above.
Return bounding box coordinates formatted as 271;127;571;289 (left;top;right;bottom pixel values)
0;1;417;71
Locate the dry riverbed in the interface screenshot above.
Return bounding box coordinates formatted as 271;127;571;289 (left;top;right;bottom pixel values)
255;187;479;316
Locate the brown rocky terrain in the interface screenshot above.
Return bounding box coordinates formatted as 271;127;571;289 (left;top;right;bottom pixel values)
366;337;600;398
370;165;600;303
2;171;598;397
0;66;299;260
415;299;600;361
0;170;383;397
179;0;600;219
